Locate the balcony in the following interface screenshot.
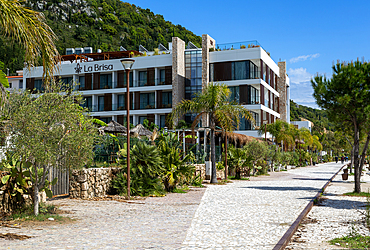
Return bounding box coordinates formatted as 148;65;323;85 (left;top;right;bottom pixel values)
215;40;262;51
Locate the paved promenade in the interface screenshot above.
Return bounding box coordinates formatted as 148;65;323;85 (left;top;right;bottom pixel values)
181;162;343;249
0;162;343;249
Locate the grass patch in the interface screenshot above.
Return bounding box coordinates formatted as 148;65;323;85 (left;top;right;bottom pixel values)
281;169;288;171
343;192;370;197
329;234;370;249
172;186;190;193
10;203;65;222
228;176;250;181
349;173;354;176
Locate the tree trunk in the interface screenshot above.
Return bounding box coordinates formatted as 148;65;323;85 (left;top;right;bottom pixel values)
224;133;228;180
33;164;39;216
354;126;361;193
210;127;218;183
235;166;241;179
350;147;354;174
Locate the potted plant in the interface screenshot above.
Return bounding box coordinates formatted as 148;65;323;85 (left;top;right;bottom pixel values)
342;168;349;180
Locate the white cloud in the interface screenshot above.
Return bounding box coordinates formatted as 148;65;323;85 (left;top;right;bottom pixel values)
288;67;312;85
290;53;320;63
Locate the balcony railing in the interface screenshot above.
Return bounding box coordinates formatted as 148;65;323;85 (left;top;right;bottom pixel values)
215;40;262;51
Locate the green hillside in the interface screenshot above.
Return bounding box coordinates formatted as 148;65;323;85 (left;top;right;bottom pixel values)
290;100;334;134
0;0;202;74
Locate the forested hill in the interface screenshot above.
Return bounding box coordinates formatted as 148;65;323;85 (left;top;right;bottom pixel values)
0;0;202;74
290;100;335;133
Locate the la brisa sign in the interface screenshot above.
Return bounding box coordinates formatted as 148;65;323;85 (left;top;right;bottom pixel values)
74;63;113;74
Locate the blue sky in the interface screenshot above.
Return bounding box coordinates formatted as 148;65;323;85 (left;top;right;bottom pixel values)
128;0;370;109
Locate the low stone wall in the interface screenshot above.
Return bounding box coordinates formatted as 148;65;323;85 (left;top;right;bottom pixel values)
69;168;120;199
193;164;225;180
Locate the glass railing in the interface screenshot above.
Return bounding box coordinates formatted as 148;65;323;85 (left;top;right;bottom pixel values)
158;103;172;109
215;40;262;51
139;101;155;110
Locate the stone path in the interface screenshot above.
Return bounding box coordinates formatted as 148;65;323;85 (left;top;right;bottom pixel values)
0;188;206;249
181;162;343;249
0;163;343;249
287;169;369;250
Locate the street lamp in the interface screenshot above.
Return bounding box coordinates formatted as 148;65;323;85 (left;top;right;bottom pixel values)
120;58;135;199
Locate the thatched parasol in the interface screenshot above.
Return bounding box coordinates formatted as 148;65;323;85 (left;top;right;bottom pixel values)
130;124;153;137
99;120;127;135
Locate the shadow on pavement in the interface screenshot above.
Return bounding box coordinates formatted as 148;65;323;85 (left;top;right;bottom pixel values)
240;186;321;192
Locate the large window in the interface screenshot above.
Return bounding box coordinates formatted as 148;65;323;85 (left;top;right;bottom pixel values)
162;92;172;108
140;92;155;109
78;76;85;90
250;86;259;104
34;79;43;92
265;90;269;109
229;86;239;103
98;96;104;111
61;77;73;88
19;80;23;89
100;74;112;89
239;111;260;130
185;50;202;100
117;94;125;110
82;96;92;111
160;115;166;128
139;71;147;87
210;60;259;82
159;69;166;85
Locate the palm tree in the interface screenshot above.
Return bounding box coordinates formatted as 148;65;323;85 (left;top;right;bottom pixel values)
168;83;253;183
0;0;59;84
259;119;295;151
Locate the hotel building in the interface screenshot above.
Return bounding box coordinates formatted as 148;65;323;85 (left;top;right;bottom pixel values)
22;35;290;139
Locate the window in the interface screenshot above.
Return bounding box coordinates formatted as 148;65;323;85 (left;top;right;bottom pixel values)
211;60;259;81
232;61;247;80
140;92;155;109
159;69;165;85
8;82;12;88
98;96;104;111
265;90;269;108
185;50;202;100
139;116;147;124
19;80;23;89
78;76;85;90
82;96;92;111
162;92;172;108
100;74;112;89
250;86;259;104
139;71;147;87
239;111;259;130
160;115;166;128
229;86;239;103
61;77;73;88
34;79;43;92
117;94;125;110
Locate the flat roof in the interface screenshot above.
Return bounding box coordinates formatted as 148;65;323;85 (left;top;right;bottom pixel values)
59;50;141;63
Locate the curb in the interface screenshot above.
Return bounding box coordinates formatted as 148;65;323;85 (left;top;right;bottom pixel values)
272;164;347;250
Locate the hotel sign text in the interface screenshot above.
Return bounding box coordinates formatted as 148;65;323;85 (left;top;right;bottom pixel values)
74;63;114;74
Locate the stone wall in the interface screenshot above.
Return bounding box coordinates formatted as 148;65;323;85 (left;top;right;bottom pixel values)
194;163;225;180
69;168;120;199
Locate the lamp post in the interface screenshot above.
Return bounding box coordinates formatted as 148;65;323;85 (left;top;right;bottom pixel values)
120;58;135;199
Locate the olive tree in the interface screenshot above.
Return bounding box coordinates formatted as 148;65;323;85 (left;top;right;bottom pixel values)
3;84;96;215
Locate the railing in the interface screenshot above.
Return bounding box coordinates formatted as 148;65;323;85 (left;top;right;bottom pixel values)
77;78;172;91
215;40;262;51
139;101;155;110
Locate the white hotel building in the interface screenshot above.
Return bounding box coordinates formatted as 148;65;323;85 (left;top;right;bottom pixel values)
23;34;290;139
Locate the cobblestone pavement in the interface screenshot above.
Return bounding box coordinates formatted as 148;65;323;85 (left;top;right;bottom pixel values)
181;162;343;250
287;169;369;250
0;188;206;250
1;163;342;250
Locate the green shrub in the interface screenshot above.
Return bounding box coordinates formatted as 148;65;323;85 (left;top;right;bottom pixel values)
113;141;165;196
